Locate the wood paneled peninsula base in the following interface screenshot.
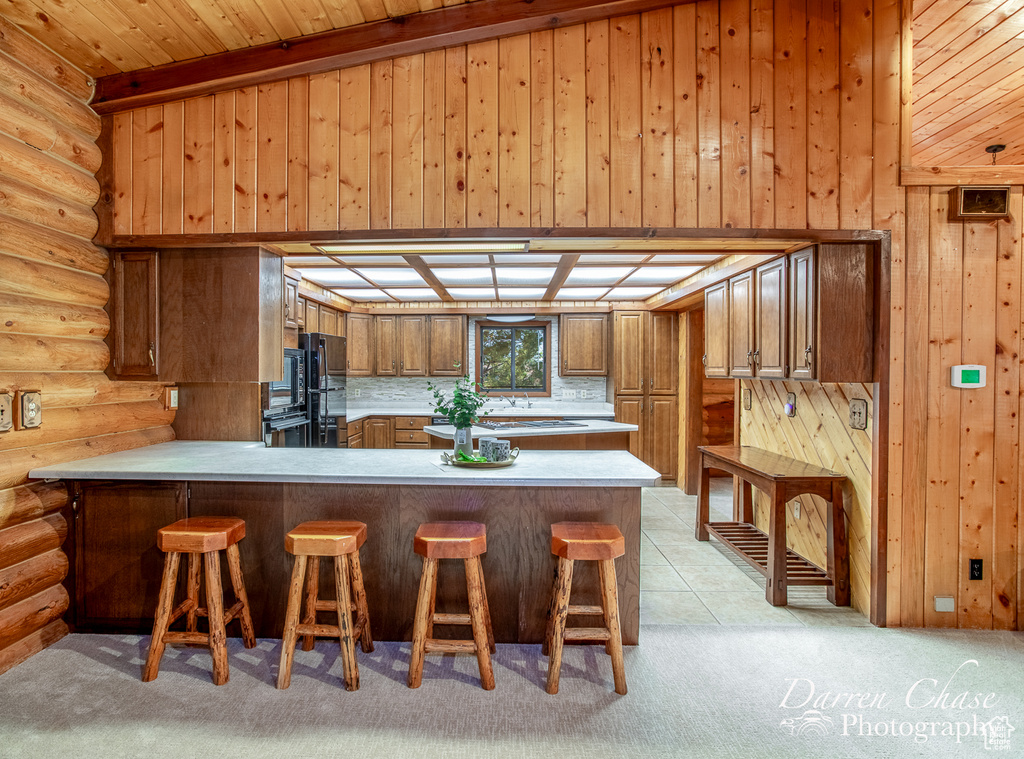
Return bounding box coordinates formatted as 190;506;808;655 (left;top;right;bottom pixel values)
31;442;659;645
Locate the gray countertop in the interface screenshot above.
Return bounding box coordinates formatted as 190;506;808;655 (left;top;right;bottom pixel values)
423;418;636;440
345;403;615;423
28;441;660;487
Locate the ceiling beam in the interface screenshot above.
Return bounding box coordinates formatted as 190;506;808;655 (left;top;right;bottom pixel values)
91;0;691;113
542;254;580;300
403;254;455;302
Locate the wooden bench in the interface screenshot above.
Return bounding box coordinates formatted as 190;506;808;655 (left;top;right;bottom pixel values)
695;445;850;607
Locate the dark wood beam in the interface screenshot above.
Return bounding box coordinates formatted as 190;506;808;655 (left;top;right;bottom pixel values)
542;253;580;300
91;0;691;113
403;254;455;302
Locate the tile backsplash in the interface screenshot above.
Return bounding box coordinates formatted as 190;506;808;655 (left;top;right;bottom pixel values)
348;316;608;407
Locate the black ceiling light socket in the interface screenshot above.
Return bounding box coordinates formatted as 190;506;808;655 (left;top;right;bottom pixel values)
985;144;1006;154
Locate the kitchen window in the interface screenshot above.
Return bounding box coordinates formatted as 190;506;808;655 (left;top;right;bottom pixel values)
476;320;550;396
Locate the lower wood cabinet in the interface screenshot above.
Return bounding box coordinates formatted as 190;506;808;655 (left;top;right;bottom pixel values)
363;417;394;448
71;481;186;631
615;395;678;480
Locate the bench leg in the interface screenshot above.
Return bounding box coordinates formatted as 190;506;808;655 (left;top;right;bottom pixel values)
545;557;574;695
203;550;230;685
827;481;851;606
143;551;181;682
277;554;307;689
765;485;788;606
696;459;711;541
740;480;754;524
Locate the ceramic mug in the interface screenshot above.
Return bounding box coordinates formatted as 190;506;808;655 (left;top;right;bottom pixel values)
479;437;497;461
491;439;511;462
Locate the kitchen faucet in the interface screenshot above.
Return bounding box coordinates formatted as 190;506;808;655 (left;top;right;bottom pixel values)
499;395;516;408
523;392;532;408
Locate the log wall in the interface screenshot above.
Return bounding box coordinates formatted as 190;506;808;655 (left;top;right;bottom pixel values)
0;17;175;674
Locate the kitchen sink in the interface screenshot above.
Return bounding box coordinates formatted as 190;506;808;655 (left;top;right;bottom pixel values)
476;420;586;430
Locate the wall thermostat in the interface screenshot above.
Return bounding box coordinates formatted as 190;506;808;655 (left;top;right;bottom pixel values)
951;365;986;389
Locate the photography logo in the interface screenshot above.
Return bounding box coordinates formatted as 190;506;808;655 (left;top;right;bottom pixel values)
780;711;834;736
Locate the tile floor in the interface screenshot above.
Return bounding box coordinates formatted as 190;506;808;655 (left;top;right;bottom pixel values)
640;480;871;627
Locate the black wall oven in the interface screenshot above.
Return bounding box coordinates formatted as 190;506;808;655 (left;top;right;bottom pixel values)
262;347;310;447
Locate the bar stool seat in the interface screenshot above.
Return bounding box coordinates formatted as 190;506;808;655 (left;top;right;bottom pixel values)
143;517;256;686
408;521;495;690
544;522;627;695
278;520;373;691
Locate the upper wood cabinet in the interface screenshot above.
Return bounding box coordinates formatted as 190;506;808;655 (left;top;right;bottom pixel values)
754;258;787;379
112;250;159;379
648;312;678;394
346;313;375;376
305;300;319;333
559;314;609;376
319;306;339;337
283;274;299;330
788;248;815;381
428;315;467;376
295;296;306;330
612;311;678;395
703;281;730;378
727;270;755;378
375;315;398;376
612;311;645;394
398;315;427;376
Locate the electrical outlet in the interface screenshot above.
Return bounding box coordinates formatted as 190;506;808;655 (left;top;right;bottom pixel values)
743;388;752;411
15;390;42;429
970;559;983;580
579;389;588;399
0;392;12;432
784;392;796;417
793;502;801;519
562;389;577;399
934;596;955;613
353;388;361;397
849;398;868;430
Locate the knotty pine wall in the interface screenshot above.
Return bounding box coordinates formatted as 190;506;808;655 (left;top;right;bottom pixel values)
0;18;174;673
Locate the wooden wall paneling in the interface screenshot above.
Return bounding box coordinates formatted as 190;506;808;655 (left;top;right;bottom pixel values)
528;30;555;228
422;50;446;228
773;0;807;229
233;87;257;234
212;91;235;232
695;0;721;228
370;60;393;229
392;54;424;229
0;292;108;340
672;4;698;228
585;20;610;228
749;0;775;228
923;189;962;628
131;106;162;235
498;34;531;227
444;47;468;228
467;40;499;227
553;26;587;227
286;76;309;232
640;8;674;228
160;101;183;235
805;0;838;230
257;80;289;232
0;252;109;310
994;188;1021;630
182;96;214;234
0;174;97;240
609;16;641;227
0;216;106;276
0;16;95;101
839;0;873;229
719;0;751;229
339;65;371;230
309;70;341;230
958;219;997;629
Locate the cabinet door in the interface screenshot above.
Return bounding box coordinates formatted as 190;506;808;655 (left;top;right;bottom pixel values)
113;251;159;378
428;315;467;376
728;271;755;378
647;312;678;394
788;248;815;380
755;258;787;379
613;311;645;394
75;482;186;630
703;281;730;378
296;296;306;329
614;395;645;460
345;313;374;376
319;307;338;336
647;396;678;480
559;314;609;376
364;418;394;448
398;315;428;376
375;315;398;376
283;277;299;329
305;301;320;333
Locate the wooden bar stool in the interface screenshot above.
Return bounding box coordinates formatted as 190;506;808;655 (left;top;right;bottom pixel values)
408;521;495;690
543;522;626;695
143;517;256;686
278;520;373;691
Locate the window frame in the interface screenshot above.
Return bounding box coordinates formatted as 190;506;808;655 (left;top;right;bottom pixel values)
474;319;552;397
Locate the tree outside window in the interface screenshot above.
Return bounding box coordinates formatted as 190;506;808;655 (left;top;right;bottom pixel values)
477;321;549;394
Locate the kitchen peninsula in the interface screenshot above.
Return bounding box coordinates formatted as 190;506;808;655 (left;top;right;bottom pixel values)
30;442;658;645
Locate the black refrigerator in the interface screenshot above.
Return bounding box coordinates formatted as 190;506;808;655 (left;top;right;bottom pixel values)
300;332;347;447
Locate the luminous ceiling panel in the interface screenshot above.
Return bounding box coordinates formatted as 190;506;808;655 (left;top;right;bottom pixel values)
420;254;492;264
553;287;610;299
332;288;390;301
493;267;555;285
649;254;723;264
491;254;562;263
564;267;633;285
578;254;649;263
333;255;408;264
354;268;427;286
385;288;441;301
434;268;495;285
497;288;548;299
297;268;369;286
604;286;663;299
448;287;497;300
622;266;701;284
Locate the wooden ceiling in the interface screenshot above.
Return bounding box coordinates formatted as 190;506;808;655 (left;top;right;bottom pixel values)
913;0;1024;166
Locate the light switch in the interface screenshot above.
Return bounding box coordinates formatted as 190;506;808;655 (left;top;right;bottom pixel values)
0;393;12;432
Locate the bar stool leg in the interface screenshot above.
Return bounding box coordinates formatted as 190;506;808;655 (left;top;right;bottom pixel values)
225;544;256;649
424;563;438;642
301;556;320;651
185;553;200;633
143;551;181;682
333;554;359;691
277;554;308;689
408;556;438;688
542;562;560;657
203;550;230;686
347;550;374;653
545;557;574;695
598;558;627;695
474;556;496;654
464;556;495;690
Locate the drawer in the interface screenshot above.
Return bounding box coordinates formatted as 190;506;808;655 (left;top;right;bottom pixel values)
394;416;430;430
394;429;428;444
347;420;363;436
347;434;363;449
395;442;429;449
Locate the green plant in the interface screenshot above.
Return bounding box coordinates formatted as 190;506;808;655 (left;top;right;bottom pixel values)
429;373;490;429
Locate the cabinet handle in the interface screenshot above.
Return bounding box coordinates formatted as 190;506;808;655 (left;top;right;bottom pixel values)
392;359;396;369
148;342;155;366
400;360;404;371
702;354;707;366
753;350;760;366
804;346;812;366
746;350;753;366
640;378;644;388
564;359;568;369
649;377;653;387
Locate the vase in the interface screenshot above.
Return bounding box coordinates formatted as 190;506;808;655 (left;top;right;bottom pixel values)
454;426;474;458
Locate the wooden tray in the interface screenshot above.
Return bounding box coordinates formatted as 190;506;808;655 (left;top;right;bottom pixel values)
440;448;520;468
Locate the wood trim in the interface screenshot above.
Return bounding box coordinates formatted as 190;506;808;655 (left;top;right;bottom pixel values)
94;114;115;247
403;254;454;302
647;254;780;309
106;226;888;249
900;166;1024;186
871;236;891;627
542;253;580;301
474;319;553;397
91;0;694;114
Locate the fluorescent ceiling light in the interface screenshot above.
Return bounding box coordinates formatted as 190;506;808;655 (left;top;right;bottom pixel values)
333;255;407;264
494;267;555;285
497;288;548;299
623;266;701;284
434;268;495;285
420;254;491;264
649;254;722;264
331;288;390;301
448;287;496;300
487;314;536;322
297;268;369;286
554;287;609;299
354;268;426;286
385;288;441;301
491;254;562;263
564;267;633;285
579;254;649;263
284;256;333;265
603;286;663;299
319;242;527;253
